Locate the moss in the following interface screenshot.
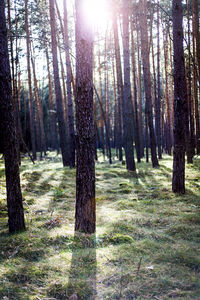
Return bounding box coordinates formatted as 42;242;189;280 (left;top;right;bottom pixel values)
108;233;134;245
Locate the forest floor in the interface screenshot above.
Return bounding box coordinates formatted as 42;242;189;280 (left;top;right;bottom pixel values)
0;152;200;300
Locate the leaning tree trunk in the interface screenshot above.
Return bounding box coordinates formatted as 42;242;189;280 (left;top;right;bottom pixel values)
172;0;188;194
49;0;69;166
0;0;25;233
75;0;96;233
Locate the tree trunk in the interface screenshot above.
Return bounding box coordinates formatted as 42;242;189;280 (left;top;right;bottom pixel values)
75;0;95;233
139;0;159;168
49;0;69;166
172;0;188;194
63;0;76;168
113;7;123;162
156;1;162;159
122;0;136;171
0;0;26;233
25;0;36;160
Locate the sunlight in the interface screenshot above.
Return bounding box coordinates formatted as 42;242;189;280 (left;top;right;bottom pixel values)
81;0;111;32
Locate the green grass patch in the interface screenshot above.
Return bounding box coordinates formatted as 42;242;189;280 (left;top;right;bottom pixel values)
0;153;199;299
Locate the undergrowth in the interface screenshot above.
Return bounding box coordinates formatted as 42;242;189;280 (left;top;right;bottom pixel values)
0;152;199;299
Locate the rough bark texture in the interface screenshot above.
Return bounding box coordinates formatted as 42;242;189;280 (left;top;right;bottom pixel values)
0;0;25;233
49;0;69;166
122;0;136;171
75;0;96;233
172;0;188;194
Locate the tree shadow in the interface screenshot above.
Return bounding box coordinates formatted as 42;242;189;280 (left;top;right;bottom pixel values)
67;233;97;299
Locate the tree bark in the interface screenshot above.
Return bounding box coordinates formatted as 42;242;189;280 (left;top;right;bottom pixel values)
25;0;36;160
139;0;159;168
63;0;76;168
122;0;136;171
49;0;69;166
0;0;26;233
172;0;188;194
75;0;96;233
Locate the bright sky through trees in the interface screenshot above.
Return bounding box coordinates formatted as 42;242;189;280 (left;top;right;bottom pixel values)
81;0;111;32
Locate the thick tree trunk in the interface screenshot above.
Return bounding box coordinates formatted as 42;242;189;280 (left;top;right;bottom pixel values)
122;0;136;171
172;0;188;194
49;0;69;166
75;0;96;233
0;0;25;233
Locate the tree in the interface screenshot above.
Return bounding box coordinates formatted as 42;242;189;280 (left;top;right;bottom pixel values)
138;0;159;168
25;0;36;160
49;0;70;166
0;0;26;233
172;0;188;194
75;0;96;233
122;0;136;171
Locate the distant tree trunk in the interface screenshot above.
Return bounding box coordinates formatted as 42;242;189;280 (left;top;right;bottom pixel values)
25;0;36;160
63;0;76;168
172;0;188;194
139;0;159;168
130;5;141;163
113;9;123;162
75;0;95;233
136;23;144;158
192;0;200;154
163;31;172;155
156;0;162;159
31;53;46;156
49;0;69;166
186;0;195;163
97;45;105;157
0;0;25;232
46;48;58;150
122;0;136;171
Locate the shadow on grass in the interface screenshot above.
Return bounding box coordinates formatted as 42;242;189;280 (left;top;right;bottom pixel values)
67;233;97;299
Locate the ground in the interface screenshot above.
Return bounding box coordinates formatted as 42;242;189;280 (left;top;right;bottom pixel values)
0;152;200;299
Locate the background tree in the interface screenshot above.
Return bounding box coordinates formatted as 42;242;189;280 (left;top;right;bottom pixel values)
0;0;26;233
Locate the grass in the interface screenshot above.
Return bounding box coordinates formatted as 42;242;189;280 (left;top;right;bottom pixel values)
0;152;200;299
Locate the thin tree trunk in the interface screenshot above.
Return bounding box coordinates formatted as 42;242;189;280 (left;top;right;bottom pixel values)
122;0;136;171
63;0;76;168
130;5;141;163
31;52;46;156
113;8;123;162
49;0;70;166
139;0;159;168
25;0;36;160
46;48;58;150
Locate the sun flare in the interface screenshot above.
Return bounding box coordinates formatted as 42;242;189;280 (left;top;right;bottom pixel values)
81;0;111;32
